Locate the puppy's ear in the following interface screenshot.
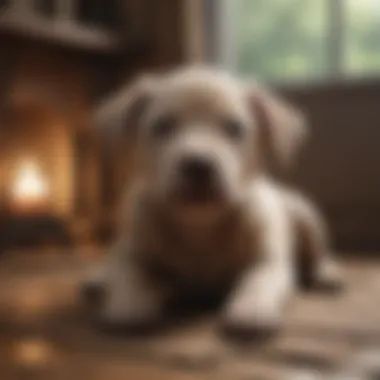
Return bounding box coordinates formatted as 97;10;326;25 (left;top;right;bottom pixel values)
94;75;158;144
248;84;308;172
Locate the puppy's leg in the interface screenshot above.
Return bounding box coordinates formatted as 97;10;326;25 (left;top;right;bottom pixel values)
222;199;295;338
80;260;109;307
222;260;294;338
80;238;128;306
102;244;168;330
82;239;168;330
288;191;345;292
101;263;164;330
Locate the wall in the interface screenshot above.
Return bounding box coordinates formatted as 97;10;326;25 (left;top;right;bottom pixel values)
282;81;380;250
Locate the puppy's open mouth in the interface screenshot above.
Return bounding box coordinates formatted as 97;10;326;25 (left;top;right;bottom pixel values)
174;183;222;205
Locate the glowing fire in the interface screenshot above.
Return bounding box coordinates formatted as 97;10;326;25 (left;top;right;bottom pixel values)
12;160;49;207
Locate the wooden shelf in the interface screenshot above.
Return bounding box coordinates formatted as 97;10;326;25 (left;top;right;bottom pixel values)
0;10;121;53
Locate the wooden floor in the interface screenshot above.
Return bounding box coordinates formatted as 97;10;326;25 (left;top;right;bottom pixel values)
0;251;380;380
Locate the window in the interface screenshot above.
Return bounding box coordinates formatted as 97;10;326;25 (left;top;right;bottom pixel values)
222;0;380;83
345;0;380;76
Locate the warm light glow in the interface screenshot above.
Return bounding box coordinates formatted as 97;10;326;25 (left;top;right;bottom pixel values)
12;160;49;201
14;339;54;367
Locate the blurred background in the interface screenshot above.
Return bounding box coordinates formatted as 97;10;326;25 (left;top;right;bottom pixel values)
0;1;380;379
0;0;380;252
233;0;380;81
227;0;380;250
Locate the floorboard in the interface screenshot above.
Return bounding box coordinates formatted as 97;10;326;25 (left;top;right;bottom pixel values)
0;251;379;380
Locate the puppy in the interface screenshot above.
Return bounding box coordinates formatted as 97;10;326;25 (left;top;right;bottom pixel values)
83;67;343;336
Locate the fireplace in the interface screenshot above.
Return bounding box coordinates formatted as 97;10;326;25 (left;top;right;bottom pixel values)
2;99;75;217
0;27;131;253
0;75;102;252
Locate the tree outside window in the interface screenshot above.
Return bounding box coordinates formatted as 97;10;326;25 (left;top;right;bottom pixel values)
230;0;380;82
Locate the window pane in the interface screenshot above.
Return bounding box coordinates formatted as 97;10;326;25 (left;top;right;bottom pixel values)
233;0;328;82
345;0;380;76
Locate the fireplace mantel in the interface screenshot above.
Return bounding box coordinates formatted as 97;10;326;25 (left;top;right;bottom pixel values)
0;10;121;53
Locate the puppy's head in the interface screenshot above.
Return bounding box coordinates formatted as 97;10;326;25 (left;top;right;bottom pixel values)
97;67;307;220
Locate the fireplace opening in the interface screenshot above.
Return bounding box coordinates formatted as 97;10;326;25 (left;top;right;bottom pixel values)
2;99;74;218
10;159;50;216
0;96;99;252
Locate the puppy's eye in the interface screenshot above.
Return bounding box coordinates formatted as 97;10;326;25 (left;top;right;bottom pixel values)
223;119;244;139
151;116;177;139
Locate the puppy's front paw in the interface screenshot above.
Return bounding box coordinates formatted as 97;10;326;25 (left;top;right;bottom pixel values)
221;299;282;341
100;295;163;334
314;259;346;294
80;264;108;309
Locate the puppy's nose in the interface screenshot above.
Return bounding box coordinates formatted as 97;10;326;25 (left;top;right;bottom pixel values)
180;156;214;183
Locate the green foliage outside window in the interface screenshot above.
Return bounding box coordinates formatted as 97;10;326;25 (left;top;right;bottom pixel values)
234;0;380;82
